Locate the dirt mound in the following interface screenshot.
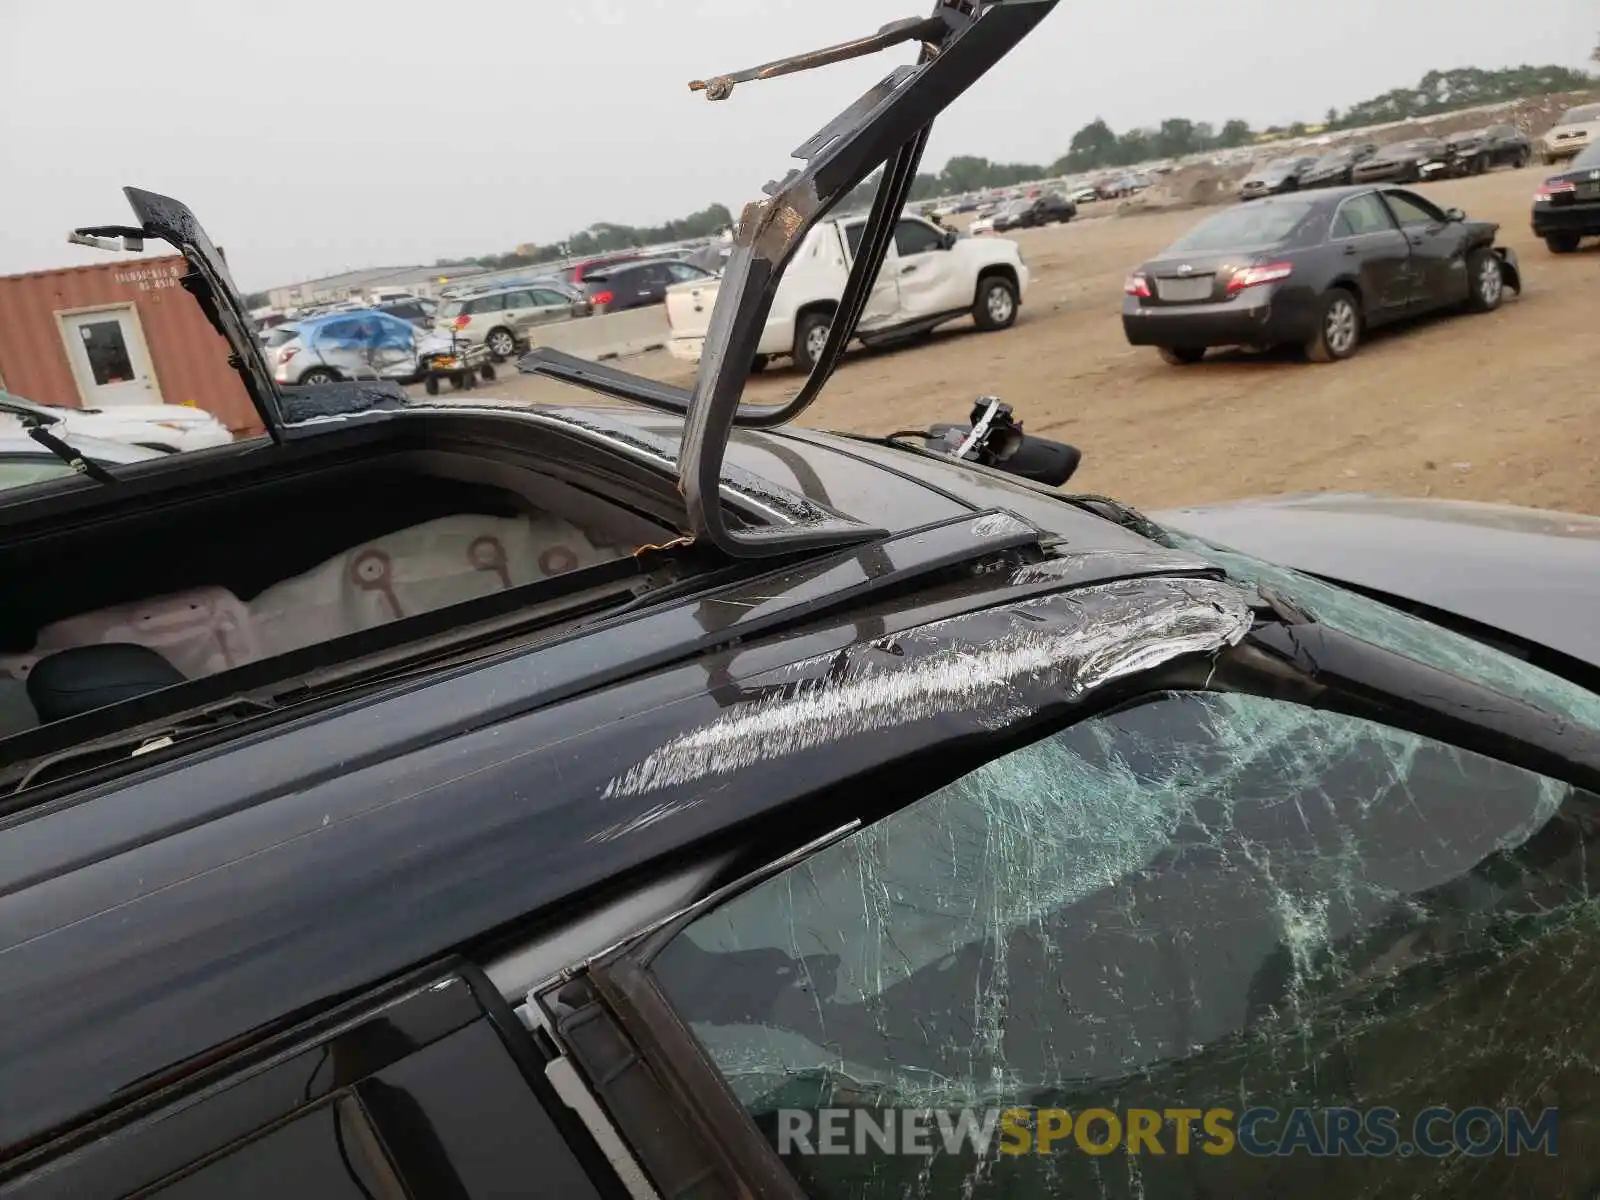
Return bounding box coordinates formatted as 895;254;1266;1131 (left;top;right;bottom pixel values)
1117;162;1253;215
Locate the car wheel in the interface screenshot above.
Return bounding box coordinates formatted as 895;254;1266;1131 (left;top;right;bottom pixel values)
1465;249;1505;312
973;275;1019;331
1157;346;1205;366
792;311;834;373
424;375;440;396
1545;233;1581;254
486;328;516;360
1542;153;1556;166
299;368;337;385
1305;288;1361;362
1515;148;1531;169
480;362;496;381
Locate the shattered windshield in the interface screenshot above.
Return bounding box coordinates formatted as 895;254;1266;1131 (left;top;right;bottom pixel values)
1158;529;1600;733
652;689;1593;1198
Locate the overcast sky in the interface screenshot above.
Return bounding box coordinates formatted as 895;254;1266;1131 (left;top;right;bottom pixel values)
0;0;1592;290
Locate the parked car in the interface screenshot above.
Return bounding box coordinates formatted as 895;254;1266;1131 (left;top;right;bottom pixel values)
559;252;646;285
1444;124;1532;174
374;296;438;326
0;413;168;494
664;212;1027;372
1298;143;1380;189
1122;186;1518;364
435;284;591;359
1066;184;1098;204
1351;139;1448;184
1531;139;1600;253
989;192;1076;230
1539;102;1600;165
0;387;232;453
270;309;426;386
583;259;716;314
1237;156;1319;200
13;9;1600;1196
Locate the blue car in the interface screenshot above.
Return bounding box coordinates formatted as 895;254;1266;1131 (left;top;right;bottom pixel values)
269;309;430;386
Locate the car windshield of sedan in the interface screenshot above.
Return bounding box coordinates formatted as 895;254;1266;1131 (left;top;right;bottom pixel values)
1165;199;1318;251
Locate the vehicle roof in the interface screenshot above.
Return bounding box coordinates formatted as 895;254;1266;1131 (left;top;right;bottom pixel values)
1242;183;1421;208
585;258;695;279
0;411;1214;1155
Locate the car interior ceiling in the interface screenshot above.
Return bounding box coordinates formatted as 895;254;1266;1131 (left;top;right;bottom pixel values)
0;449;677;741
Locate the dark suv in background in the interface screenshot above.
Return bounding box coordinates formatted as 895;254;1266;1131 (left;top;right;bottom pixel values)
583;259;716;313
1299;143;1380;188
1445;124;1533;174
991;192;1076;230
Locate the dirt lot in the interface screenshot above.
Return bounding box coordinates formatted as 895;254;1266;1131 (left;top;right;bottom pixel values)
451;165;1600;516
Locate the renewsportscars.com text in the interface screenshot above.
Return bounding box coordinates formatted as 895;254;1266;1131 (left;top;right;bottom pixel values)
775;1106;1558;1158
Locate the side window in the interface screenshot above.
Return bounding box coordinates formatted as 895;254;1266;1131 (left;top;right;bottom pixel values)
501;291;534;309
531;289;568;306
0;456;80;491
42;973;609;1198
649;692;1590;1197
1332;193;1396;237
1382;189;1445;227
149;1102;405;1198
842;222;866;258
893;218;946;257
314;318;361;343
665;263;709;282
469;294;505;314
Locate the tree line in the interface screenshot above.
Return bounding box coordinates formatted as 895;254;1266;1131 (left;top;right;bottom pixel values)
448;61;1598;268
253;56;1595;299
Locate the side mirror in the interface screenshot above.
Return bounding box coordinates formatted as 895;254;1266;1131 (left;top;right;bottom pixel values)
1444;206;1465;222
941;228;958;250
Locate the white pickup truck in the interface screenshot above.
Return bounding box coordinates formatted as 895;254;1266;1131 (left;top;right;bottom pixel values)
664;213;1030;372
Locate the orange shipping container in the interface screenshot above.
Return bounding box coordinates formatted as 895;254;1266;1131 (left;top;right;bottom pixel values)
0;256;261;435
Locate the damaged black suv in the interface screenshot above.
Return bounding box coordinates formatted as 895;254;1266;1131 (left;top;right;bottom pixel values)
4;4;1600;1198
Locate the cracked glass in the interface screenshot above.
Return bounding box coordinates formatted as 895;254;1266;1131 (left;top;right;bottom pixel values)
650;690;1599;1199
1157;529;1600;734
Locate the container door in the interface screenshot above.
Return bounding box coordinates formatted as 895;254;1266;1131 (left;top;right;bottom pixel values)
59;306;161;406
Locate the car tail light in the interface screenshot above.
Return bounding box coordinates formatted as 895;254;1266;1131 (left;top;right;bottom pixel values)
1123;274;1151;299
1535;180;1575;201
1226;262;1293;293
454;313;471;329
592;290;615;307
280;347;298;364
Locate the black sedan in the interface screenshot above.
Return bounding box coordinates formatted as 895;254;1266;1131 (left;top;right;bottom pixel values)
1351;138;1448;185
1531;139;1600;252
1298;142;1380;188
17;10;1600;1197
1123;185;1520;364
991;191;1076;230
1237;155;1319;200
583;258;717;313
1444;123;1532;175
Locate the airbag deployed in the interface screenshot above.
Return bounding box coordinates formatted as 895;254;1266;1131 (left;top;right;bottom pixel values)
3;513;619;685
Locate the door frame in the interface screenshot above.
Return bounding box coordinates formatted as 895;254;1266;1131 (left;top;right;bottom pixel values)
54;301;164;406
